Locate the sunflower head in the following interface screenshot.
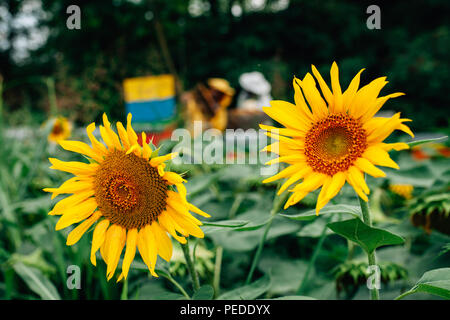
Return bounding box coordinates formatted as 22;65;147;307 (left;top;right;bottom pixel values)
260;62;414;214
44;113;210;281
47;116;72;143
389;184;414;200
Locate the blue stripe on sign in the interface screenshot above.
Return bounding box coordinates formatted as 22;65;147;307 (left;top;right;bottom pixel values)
126;97;176;122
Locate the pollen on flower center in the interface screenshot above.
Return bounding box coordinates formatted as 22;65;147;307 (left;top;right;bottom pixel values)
94;150;168;229
304;114;367;176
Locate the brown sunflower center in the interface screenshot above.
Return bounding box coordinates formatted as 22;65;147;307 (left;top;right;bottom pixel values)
94;150;168;229
304;114;367;176
52;122;63;135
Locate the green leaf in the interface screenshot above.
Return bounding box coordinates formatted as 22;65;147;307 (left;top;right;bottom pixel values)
280;204;361;221
396;268;450;300
217;274;271;300
407;136;448;148
12;262;61;300
202;220;249;228
327;218;405;254
201;220;249;234
193;285;215;300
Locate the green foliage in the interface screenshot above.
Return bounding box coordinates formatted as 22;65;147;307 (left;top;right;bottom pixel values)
217;274;271;300
327;218;405;254
396;268;450;300
193;285;214;300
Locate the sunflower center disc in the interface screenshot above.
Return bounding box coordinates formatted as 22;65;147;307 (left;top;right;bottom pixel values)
52;123;63;135
94;150;168;229
304;114;367;176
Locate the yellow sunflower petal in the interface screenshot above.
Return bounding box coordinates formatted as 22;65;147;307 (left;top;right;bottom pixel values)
66;211;101;246
354;158;386;178
316;176;333;214
158;212;187;244
163;172;186;185
265;154;306;165
49;158;98;176
349;77;388;119
292;77;314;120
262;163;304;184
126;113;139;147
363;146;400;169
102;113;122;150
105;224;126;280
44;178;93;200
348;166;370;194
90;218;110;266
116;121;130;151
277;166;312;195
311;64;333;106
291;172;326;194
121;228;138;280
380;142;409;151
55;198;98;230
150;222;173;262
188;203;211;218
49;189;94;215
300;73;328;119
346;172;368;202
150;153;178;167
59;140;104;163
86;123;108;154
330;61;344;113
342;68;365;109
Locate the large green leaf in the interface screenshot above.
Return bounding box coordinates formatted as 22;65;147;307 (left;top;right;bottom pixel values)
407;136;448;148
201;219;249;234
217;274;271;300
327;218;405;254
12;262;61;300
280;204;361;221
396;268;450;300
193;285;215;300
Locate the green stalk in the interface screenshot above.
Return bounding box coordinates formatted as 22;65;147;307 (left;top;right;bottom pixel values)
296;216;330;294
358;195;380;300
213;246;223;297
181;240;200;291
161;272;191;299
245;188;289;285
46;77;58;116
120;278;128;300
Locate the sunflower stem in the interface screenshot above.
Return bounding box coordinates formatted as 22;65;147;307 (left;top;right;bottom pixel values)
46;77;58;116
296;215;330;295
213;246;223;297
358;195;380;300
161;272;191;299
120;278;128;300
181;240;200;291
245;188;289;285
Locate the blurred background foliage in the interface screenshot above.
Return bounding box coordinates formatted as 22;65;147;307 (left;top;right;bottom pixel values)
0;0;449;131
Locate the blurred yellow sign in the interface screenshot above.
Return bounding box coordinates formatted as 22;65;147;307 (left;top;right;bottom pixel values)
123;74;175;103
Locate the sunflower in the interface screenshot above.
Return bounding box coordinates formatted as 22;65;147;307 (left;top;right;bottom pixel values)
389;184;414;200
260;62;414;214
44;113;210;281
47;116;72;142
